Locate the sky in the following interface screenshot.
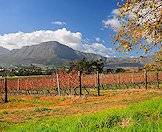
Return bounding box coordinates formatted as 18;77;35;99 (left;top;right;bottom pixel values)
0;0;158;58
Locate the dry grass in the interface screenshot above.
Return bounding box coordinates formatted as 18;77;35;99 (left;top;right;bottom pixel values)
0;89;162;124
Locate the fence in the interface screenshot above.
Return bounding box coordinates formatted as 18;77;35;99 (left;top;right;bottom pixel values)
0;69;162;103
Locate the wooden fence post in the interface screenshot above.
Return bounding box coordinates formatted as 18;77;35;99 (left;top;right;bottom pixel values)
17;78;20;91
144;69;148;90
97;71;100;96
78;71;82;96
4;77;8;103
156;70;160;89
132;70;135;84
118;73;120;84
56;72;61;96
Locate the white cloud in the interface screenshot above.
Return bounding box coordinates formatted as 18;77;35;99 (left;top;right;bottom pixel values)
51;21;66;26
103;18;121;31
95;37;100;42
95;37;105;43
0;28;115;57
103;9;121;31
83;43;114;58
111;9;119;16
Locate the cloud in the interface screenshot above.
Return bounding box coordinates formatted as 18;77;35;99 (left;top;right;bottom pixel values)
103;18;121;31
0;28;115;57
111;9;119;16
103;9;121;31
95;37;105;43
95;37;100;42
83;43;114;58
51;21;66;26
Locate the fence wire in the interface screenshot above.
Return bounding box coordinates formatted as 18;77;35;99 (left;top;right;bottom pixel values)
1;70;162;102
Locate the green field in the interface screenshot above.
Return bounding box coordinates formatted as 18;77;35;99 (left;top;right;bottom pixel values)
0;89;162;132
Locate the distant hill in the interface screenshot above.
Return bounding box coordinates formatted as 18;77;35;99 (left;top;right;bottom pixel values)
0;41;151;68
0;46;10;56
0;41;106;66
105;57;152;69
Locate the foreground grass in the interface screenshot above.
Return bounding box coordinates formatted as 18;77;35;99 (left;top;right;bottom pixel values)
4;98;162;132
0;89;162;131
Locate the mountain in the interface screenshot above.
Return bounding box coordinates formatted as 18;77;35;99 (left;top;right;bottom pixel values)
104;57;152;68
105;59;143;69
0;41;149;68
0;41;106;66
0;46;10;56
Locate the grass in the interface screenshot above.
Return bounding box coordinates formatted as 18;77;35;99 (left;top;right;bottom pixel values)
100;82;162;90
0;88;162;131
4;99;162;132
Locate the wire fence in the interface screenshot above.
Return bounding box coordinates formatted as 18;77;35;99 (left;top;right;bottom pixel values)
0;69;162;103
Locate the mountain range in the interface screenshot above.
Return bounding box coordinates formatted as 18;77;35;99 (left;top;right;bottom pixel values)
0;46;10;56
0;41;150;68
0;41;106;66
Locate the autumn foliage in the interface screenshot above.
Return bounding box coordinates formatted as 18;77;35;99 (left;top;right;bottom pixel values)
114;0;161;52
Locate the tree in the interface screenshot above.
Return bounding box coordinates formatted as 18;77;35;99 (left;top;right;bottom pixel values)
70;58;104;73
113;0;161;52
155;47;162;67
144;47;162;70
75;58;90;73
90;59;104;73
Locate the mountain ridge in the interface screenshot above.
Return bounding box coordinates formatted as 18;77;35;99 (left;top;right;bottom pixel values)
0;41;149;68
0;41;106;66
0;46;10;56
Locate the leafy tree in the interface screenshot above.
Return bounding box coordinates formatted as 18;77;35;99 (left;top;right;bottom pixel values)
75;58;90;73
90;59;104;73
115;68;126;73
155;47;162;67
144;47;162;70
113;0;161;52
71;58;104;73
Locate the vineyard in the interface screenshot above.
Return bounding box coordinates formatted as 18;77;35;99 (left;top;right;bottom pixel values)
0;70;162;102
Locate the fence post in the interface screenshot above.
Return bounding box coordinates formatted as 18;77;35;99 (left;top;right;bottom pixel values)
144;69;148;90
156;70;160;89
97;70;100;96
132;70;134;84
56;72;61;96
118;73;120;84
78;71;82;96
4;77;8;103
95;73;97;87
17;78;20;91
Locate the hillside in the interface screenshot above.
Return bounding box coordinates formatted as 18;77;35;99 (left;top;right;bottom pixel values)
0;41;106;66
0;46;10;56
0;41;149;68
